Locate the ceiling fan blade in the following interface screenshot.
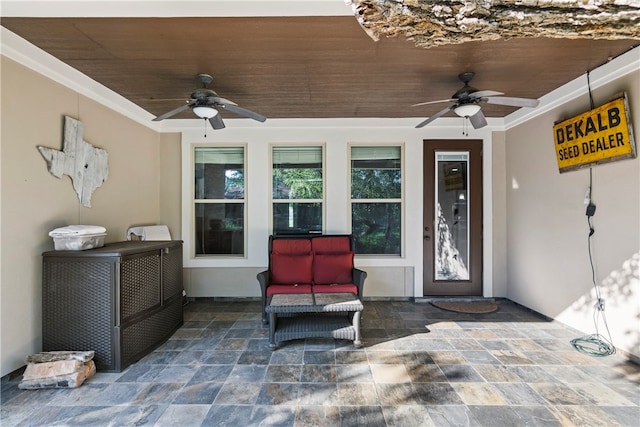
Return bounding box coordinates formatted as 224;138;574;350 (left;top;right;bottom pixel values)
152;102;193;121
209;114;225;130
144;98;192;102
219;103;267;122
469;110;488;129
412;99;455;107
209;96;237;106
415;105;455;128
469;90;503;98
483;96;540;108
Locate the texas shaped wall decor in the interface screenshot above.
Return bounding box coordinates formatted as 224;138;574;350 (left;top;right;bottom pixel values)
38;116;109;208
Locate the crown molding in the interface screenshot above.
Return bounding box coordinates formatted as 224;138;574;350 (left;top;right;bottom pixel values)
1;27;160;130
504;46;640;130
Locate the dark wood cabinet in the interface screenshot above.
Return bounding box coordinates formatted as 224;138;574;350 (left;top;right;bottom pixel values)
42;240;183;372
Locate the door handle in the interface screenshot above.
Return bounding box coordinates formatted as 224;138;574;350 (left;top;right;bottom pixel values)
424;235;430;240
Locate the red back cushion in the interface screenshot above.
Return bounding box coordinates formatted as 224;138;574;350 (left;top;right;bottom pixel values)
311;236;351;254
313;252;354;284
271;238;312;255
270;254;313;284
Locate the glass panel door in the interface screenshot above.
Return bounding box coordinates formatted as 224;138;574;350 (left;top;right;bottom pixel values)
423;140;482;296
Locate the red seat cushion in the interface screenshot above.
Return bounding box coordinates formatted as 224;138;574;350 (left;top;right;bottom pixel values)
312;252;354;284
311;236;351;254
270;254;313;284
312;284;358;295
271;238;312;255
266;284;312;297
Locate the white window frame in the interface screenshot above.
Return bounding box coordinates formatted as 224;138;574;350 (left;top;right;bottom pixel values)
269;143;326;235
348;143;405;257
188;143;248;260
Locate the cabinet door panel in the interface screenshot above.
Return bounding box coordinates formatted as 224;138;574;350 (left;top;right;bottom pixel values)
42;259;115;371
163;244;183;301
120;252;161;323
121;298;183;366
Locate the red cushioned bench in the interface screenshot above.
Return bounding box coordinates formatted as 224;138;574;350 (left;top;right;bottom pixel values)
256;234;367;324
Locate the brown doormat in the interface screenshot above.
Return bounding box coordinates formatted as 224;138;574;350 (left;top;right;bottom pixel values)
430;301;498;314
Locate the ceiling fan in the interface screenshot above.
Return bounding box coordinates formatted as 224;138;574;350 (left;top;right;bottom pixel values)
413;72;539;129
152;73;267;130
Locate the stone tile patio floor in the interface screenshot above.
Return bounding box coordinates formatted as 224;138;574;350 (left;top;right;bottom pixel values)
2;299;639;426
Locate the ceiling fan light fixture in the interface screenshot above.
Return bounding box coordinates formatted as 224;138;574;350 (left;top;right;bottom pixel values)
192;105;218;119
454;104;481;118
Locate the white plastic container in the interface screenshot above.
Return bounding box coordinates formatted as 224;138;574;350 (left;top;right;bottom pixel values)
49;225;107;251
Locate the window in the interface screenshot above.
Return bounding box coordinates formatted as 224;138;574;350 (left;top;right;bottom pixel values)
272;146;323;235
193;146;245;256
435;152;469;280
350;146;402;255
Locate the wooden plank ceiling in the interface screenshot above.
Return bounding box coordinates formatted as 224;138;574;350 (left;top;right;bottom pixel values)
2;16;637;122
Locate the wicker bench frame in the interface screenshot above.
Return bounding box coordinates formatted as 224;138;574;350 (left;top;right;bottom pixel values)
265;292;363;350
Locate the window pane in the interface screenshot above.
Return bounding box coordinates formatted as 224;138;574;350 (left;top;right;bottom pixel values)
273;202;322;235
195;147;244;199
435;153;469;280
352;203;401;255
351;146;401;199
195;203;244;255
273;147;322;199
350;146;402;255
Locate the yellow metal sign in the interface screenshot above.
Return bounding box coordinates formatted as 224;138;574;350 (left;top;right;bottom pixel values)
553;94;636;173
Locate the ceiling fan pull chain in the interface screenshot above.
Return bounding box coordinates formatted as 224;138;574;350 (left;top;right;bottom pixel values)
203;118;207;138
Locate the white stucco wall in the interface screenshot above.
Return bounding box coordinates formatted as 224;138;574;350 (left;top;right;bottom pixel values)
175;122;495;299
505;59;640;359
0;57;164;377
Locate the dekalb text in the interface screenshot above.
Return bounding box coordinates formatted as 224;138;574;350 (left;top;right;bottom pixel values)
556;107;621;144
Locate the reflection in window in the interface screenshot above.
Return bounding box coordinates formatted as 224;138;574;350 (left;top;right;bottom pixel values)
194;147;245;256
435;153;469;280
350;146;402;255
272;146;324;235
